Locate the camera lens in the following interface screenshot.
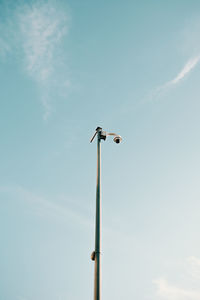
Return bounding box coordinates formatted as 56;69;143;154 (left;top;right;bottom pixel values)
113;136;122;144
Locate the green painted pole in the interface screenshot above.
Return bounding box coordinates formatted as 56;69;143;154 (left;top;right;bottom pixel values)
94;129;101;300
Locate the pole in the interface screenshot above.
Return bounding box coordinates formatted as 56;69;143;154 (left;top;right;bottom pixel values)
94;129;101;300
90;127;122;299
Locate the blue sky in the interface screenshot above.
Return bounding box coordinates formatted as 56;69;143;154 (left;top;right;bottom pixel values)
1;0;200;299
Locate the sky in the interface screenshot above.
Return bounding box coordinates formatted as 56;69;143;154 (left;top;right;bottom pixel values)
1;0;200;299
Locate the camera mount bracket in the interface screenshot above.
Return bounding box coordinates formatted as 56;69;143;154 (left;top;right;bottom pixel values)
90;127;122;144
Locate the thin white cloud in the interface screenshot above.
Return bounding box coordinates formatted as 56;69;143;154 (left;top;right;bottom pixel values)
0;37;11;58
187;256;200;266
0;184;131;239
153;278;200;300
18;1;69;83
18;1;70;120
169;55;200;85
0;0;70;120
153;257;200;300
187;256;200;280
0;185;92;228
147;55;200;102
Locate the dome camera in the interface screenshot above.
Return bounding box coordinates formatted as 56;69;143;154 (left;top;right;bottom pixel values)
113;136;122;144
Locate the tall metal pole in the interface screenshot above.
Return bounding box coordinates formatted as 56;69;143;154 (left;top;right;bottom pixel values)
90;127;122;300
94;128;101;300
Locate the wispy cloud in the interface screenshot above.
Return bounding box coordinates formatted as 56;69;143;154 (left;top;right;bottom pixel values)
153;278;200;300
0;185;91;228
0;37;11;58
0;184;131;239
147;16;200;102
187;256;200;280
150;55;200;101
153;257;200;300
169;56;200;85
18;1;69;83
0;0;70;120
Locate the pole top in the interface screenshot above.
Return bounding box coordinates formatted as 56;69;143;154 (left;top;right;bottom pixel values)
90;127;122;144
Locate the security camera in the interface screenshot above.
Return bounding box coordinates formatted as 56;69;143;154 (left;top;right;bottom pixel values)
113;136;122;144
90;128;122;144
